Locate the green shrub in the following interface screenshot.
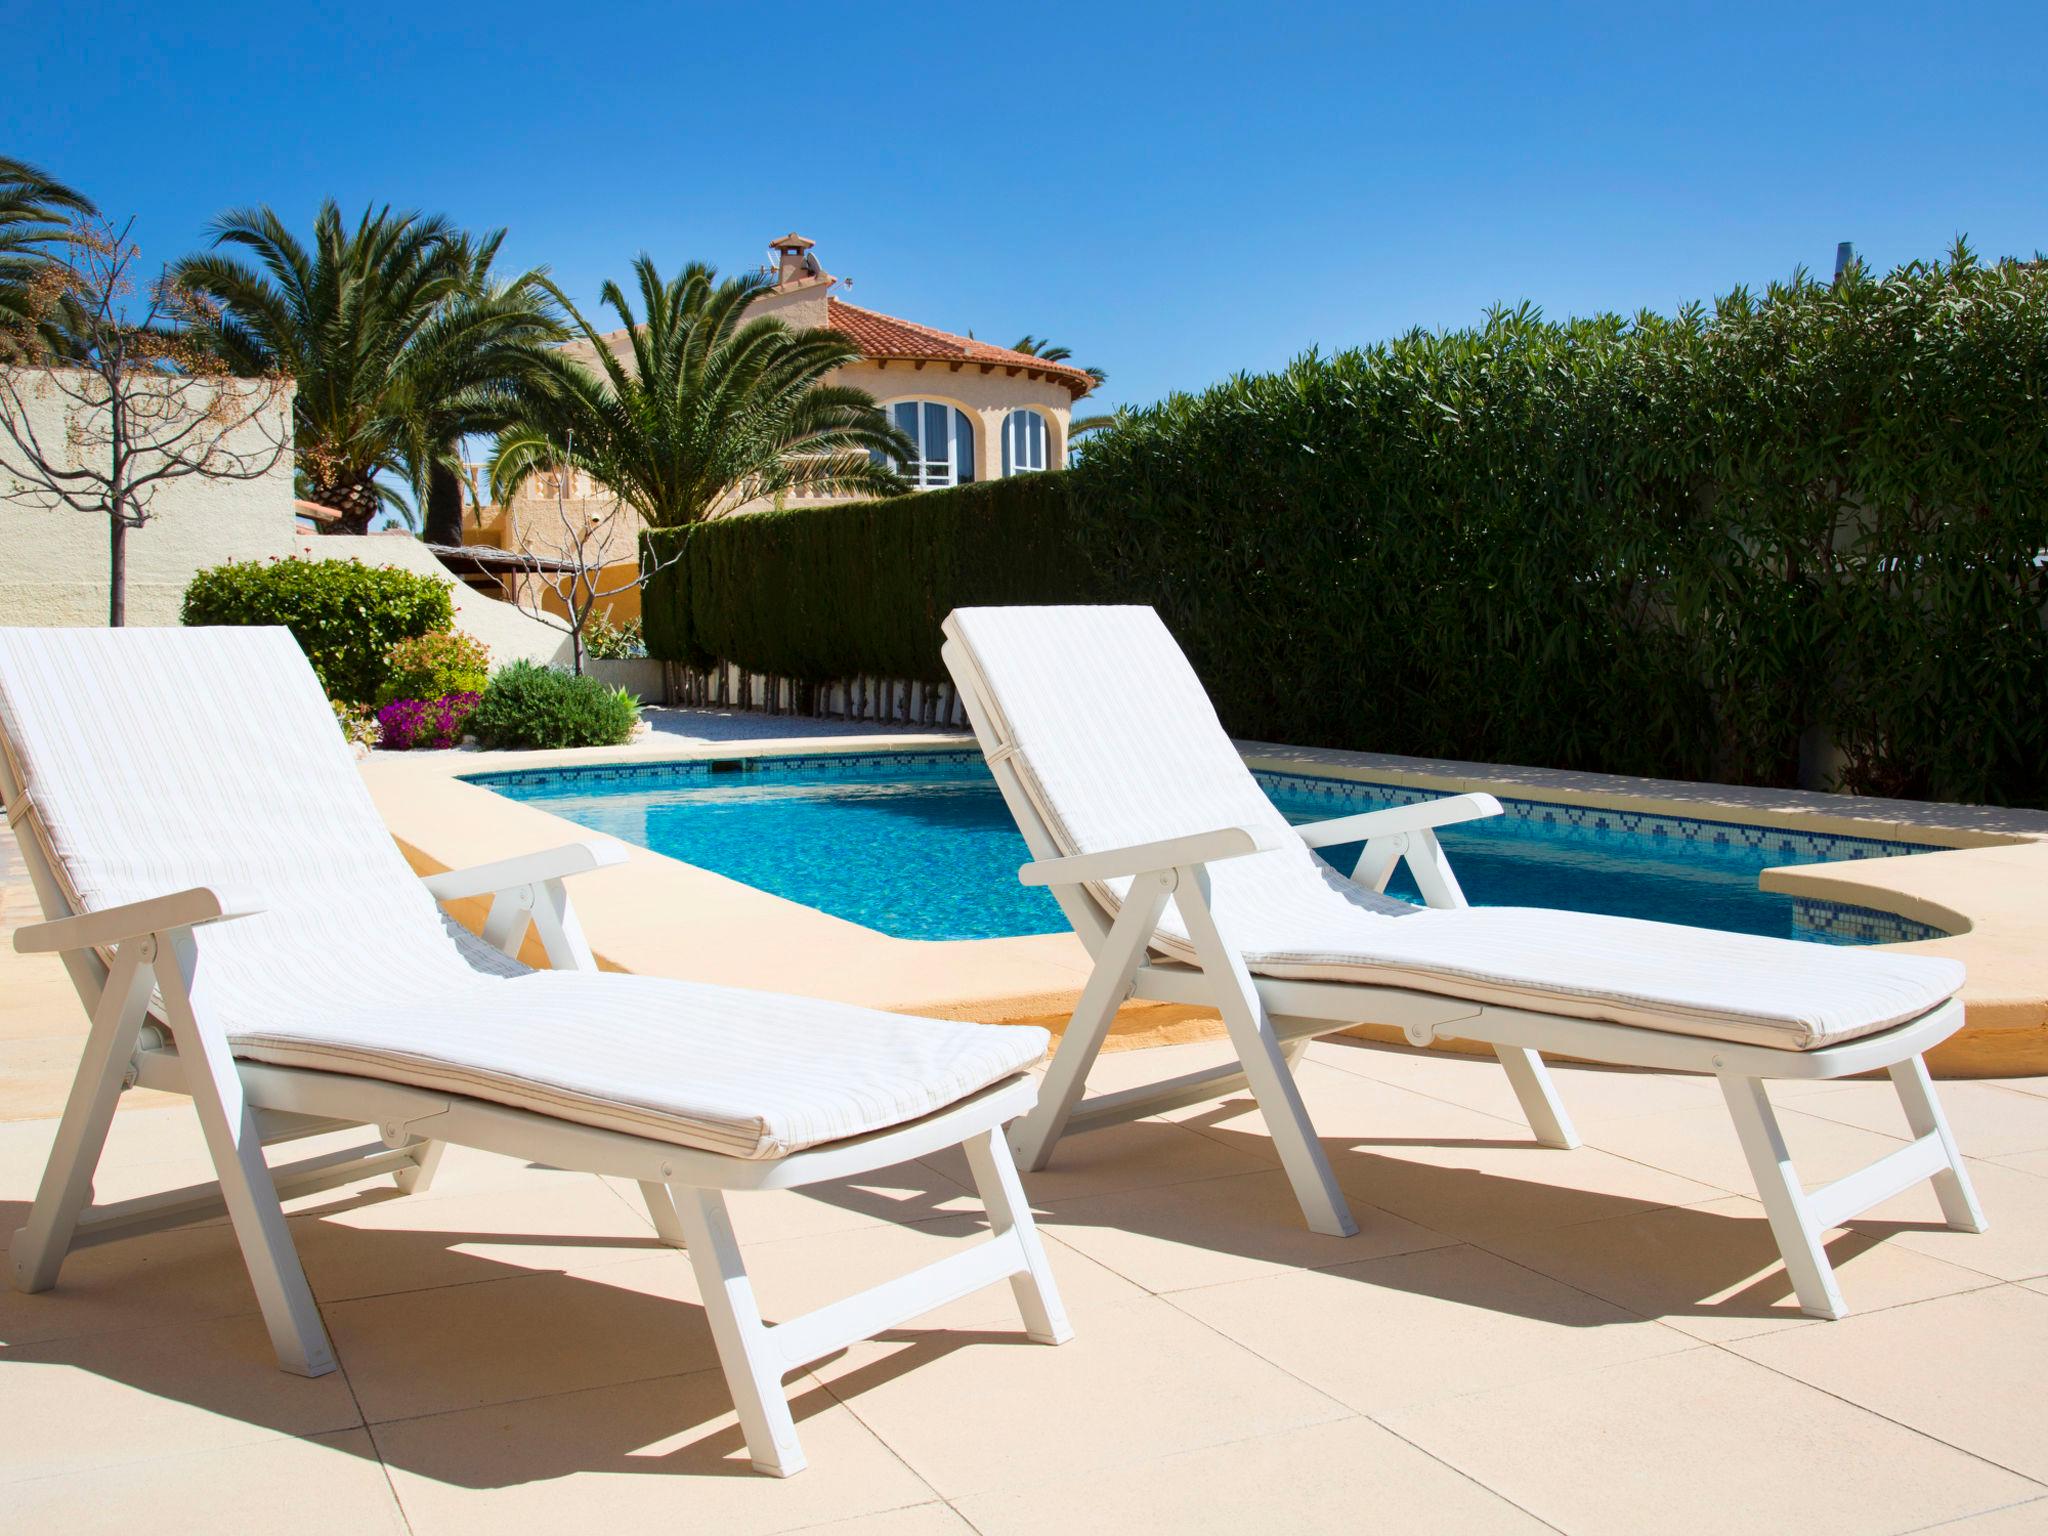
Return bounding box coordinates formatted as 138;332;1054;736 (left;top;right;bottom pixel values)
639;248;2048;807
583;611;645;660
469;661;640;750
182;558;454;704
378;631;491;704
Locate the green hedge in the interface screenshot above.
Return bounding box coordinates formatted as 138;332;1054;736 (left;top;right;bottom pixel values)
181;558;454;704
642;249;2048;806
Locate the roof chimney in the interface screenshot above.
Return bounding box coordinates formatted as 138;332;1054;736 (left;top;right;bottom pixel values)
769;232;821;288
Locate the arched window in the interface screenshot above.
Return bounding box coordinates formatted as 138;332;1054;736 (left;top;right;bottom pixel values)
881;400;976;489
1001;410;1050;476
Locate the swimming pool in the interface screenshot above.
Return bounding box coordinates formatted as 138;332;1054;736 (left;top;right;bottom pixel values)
467;752;1947;946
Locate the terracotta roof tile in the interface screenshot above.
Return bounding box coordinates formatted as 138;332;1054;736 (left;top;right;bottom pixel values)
827;299;1096;398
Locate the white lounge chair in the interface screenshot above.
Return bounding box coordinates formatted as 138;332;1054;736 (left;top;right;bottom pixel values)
0;626;1069;1477
941;604;1986;1319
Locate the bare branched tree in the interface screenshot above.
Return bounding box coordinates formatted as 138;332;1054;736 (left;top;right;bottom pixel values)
0;217;292;624
500;434;684;676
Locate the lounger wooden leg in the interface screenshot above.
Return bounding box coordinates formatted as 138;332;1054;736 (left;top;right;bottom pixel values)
961;1127;1072;1345
1494;1045;1580;1149
158;931;338;1377
8;941;153;1294
670;1186;807;1477
391;1139;445;1195
638;1180;689;1248
1008;873;1173;1172
1889;1056;1986;1233
1718;1073;1846;1320
1179;869;1357;1238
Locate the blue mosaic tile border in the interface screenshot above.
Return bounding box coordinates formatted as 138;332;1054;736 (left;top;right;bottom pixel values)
1253;769;1943;865
1792;897;1945;945
463;747;981;793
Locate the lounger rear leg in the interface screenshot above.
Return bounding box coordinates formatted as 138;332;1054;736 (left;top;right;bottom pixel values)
962;1127;1072;1344
670;1186;807;1477
1889;1056;1986;1233
9;941;154;1294
1494;1045;1580;1149
391;1140;445;1195
638;1180;689;1247
1717;1073;1846;1320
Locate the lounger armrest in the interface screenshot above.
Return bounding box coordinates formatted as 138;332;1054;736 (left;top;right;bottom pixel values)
1294;792;1503;849
14;887;256;955
420;840;629;904
1019;827;1276;888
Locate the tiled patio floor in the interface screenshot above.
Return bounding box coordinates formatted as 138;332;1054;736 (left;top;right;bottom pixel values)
4;838;2047;1533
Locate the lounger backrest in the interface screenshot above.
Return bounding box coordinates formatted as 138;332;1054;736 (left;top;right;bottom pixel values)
0;627;504;1020
943;606;1410;951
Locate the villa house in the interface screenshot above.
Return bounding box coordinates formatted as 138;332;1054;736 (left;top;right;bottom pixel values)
460;234;1097;614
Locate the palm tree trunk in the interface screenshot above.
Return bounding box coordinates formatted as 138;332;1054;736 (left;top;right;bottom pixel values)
423;460;466;546
308;474;383;536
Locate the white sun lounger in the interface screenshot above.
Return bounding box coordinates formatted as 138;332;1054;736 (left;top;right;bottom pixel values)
941;605;1985;1319
0;626;1068;1477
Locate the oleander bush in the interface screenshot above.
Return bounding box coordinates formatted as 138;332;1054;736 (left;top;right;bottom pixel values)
378;631;491;704
642;247;2048;806
182;558;454;705
469;661;640;750
583;611;646;660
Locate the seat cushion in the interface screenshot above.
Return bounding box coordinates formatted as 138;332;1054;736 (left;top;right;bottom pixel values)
946;605;1962;1052
235;970;1049;1159
1238;903;1961;1051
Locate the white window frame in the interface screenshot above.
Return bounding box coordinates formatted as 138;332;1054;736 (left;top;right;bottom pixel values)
1002;410;1050;476
886;399;971;490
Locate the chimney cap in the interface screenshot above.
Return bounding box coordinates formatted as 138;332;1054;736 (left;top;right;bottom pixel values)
769;231;815;252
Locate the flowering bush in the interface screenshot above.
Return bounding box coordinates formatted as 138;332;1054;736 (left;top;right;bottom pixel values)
374;691;480;751
583;611;645;660
378;631;491;704
332;699;380;750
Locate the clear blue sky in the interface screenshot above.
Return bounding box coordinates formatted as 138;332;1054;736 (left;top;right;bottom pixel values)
8;1;2043;419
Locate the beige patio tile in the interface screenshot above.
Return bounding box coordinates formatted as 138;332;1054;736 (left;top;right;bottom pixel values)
1859;1158;2048;1282
1577;1097;1916;1195
1990;1148;2048;1181
1733;1285;2048;1482
809;1294;1350;1499
374;1368;936;1535
1040;1168;1455;1293
1383;1346;2038;1536
323;1256;720;1424
1312;1035;1726;1123
0;1430;407;1536
953;1415;1550;1535
791;1504;976;1535
0;1312;362;1483
1166;1242;1692;1414
1918;1496;2048;1532
920;1114;1273;1203
288;1176;669;1303
1483;1193;1998;1342
1790;1080;2048;1158
1982;1076;2048;1101
0;1214;259;1347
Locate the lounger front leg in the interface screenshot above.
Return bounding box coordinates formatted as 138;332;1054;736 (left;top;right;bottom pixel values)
9;941;154;1294
391;1139;446;1195
1178;869;1357;1238
1008;872;1173;1171
1717;1073;1846;1320
1494;1045;1580;1149
962;1128;1072;1344
670;1186;807;1477
1889;1056;1986;1233
638;1180;689;1247
158;930;337;1376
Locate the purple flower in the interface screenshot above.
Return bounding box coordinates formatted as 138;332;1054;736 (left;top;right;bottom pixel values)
375;692;480;750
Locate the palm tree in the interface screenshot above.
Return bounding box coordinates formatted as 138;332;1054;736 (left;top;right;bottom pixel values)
487;256;912;526
0;156;96;361
1011;334;1106;390
173;202;561;535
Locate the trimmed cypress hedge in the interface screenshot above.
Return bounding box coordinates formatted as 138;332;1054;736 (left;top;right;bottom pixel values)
642;249;2048;806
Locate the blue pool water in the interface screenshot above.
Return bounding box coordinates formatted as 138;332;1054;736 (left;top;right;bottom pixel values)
467;752;1944;946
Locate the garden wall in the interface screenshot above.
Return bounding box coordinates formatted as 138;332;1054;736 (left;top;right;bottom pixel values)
644;252;2048;806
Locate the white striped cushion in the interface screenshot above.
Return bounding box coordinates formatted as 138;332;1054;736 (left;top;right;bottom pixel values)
0;626;1045;1157
945;605;1963;1051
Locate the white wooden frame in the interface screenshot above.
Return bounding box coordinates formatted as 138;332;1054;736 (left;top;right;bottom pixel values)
6;803;1068;1477
942;626;1986;1318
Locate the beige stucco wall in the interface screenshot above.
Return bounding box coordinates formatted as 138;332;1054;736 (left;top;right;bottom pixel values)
0;367;298;626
